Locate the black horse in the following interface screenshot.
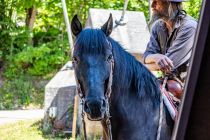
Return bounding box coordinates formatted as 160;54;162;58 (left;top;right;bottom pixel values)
71;14;173;140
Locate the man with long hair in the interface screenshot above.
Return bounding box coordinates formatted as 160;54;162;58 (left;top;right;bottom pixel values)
143;0;197;98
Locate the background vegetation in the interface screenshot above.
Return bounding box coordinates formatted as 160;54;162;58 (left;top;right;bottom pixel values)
0;0;202;109
0;119;73;140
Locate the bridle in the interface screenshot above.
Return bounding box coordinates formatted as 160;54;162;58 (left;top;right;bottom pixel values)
72;41;164;140
73;52;114;140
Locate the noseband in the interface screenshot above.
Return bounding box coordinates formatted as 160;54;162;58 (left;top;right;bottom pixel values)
73;54;114;140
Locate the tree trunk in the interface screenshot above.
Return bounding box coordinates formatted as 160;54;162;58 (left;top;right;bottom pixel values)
25;6;36;46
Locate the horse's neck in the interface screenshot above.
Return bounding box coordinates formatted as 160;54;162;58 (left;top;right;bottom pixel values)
111;49;160;111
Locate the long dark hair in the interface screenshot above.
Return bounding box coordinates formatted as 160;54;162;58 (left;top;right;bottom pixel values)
107;37;161;107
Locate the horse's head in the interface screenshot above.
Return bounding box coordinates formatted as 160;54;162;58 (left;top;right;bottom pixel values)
71;14;113;121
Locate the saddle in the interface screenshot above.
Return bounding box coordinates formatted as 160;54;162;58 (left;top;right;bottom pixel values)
160;74;184;101
159;75;184;121
166;79;183;100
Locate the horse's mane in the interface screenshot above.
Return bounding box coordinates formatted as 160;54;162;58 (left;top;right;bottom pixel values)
74;29;110;55
75;28;160;105
108;37;160;105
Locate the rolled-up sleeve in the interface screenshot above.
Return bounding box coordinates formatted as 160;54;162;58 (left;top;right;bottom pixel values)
143;22;161;63
166;24;197;69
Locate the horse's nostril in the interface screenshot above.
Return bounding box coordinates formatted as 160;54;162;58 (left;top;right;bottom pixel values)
84;99;106;113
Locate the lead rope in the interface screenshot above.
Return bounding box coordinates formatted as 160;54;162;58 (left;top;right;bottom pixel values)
104;59;114;140
104;98;112;140
156;76;168;140
81;98;87;140
73;66;88;140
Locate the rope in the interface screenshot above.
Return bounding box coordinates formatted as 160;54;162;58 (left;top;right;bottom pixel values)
105;98;112;140
105;59;114;98
81;99;87;140
106;118;112;140
156;76;168;140
73;66;87;139
104;60;114;140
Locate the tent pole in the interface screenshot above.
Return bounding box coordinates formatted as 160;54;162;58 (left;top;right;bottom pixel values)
61;0;74;48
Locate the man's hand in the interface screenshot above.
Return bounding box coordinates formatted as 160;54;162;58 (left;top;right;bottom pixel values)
145;54;174;73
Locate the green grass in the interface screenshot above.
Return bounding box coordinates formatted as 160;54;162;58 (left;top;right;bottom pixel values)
0;119;70;140
0;119;102;140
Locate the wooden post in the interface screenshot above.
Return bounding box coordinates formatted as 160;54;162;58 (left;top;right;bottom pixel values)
72;95;79;139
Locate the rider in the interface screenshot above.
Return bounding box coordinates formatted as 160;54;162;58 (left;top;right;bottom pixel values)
143;0;197;98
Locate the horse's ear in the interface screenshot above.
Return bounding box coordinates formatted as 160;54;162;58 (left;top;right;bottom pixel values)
71;15;82;36
101;14;113;36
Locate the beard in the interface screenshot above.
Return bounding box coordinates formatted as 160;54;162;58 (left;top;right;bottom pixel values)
148;13;161;28
148;4;174;28
148;11;169;29
149;1;170;24
154;7;170;20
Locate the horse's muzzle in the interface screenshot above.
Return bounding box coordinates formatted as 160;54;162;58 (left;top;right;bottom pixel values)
84;98;106;121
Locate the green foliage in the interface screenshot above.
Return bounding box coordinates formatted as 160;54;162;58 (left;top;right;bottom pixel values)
0;0;202;109
0;75;48;109
0;76;33;109
66;0;149;24
184;0;203;20
4;39;69;78
1;39;69;109
0;0;39;59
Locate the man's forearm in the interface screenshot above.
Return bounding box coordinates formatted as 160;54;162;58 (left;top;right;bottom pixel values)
144;54;158;64
144;53;174;72
144;63;160;71
144;54;160;71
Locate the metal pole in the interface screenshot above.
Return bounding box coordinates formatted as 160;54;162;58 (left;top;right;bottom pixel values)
149;0;152;20
61;0;74;48
115;0;129;26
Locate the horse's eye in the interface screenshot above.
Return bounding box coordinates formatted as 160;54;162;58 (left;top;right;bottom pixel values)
107;54;113;62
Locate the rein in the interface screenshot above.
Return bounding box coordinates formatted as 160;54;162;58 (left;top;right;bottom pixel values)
73;58;114;140
157;76;168;140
